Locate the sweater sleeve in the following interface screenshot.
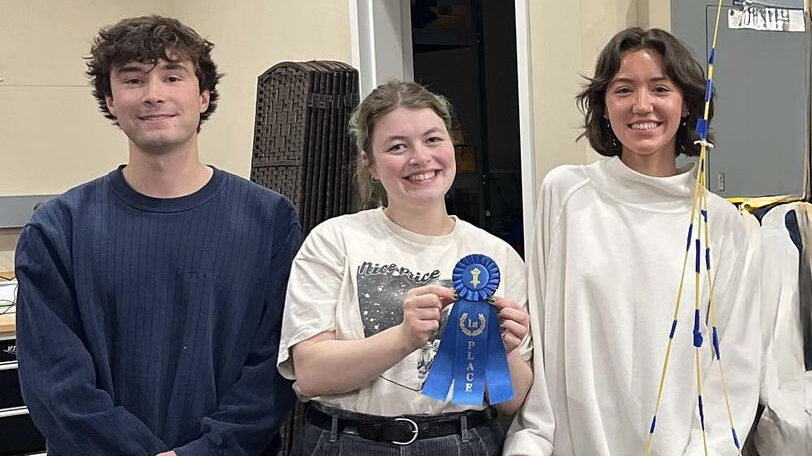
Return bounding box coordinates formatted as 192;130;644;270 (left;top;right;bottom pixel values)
502;172;561;456
175;202;301;456
684;207;761;456
15;224;169;456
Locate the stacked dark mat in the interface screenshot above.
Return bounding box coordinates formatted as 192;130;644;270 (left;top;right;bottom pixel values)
251;60;360;236
250;61;359;456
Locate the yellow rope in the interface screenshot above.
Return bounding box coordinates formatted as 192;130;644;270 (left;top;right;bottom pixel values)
643;152;704;456
643;2;725;454
694;152;709;456
700;168;744;456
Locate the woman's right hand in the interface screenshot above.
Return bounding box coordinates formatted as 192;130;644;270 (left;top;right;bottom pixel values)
399;284;455;351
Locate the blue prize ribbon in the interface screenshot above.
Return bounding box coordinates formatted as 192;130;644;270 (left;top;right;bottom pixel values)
423;254;514;405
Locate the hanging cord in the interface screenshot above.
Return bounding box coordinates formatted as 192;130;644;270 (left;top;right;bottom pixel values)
643;151;705;456
643;1;728;455
699;167;744;455
692;156;709;456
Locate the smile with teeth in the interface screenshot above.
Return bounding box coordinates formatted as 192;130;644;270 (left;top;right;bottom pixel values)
407;170;438;182
629;121;662;130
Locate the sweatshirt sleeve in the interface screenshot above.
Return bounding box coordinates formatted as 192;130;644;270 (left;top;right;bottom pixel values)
15;224;169;456
684;206;761;456
502;173;560;456
175;201;301;456
276;218;347;382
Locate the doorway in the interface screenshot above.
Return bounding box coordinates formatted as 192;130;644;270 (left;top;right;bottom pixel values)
410;0;524;253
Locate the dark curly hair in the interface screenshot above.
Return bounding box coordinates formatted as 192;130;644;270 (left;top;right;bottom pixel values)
576;27;713;157
86;15;223;131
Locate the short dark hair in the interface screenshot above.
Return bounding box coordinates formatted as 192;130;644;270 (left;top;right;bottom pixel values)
348;80;455;209
576;27;712;157
86;15;223;131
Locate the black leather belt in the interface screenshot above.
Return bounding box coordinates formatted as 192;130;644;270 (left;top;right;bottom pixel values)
308;407;495;445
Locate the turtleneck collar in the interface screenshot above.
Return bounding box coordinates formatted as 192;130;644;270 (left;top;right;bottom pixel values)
585;156;697;212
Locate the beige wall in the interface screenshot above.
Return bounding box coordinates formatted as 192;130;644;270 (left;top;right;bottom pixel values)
527;0;671;193
0;0;171;197
0;0;351;197
0;0;351;270
176;0;352;176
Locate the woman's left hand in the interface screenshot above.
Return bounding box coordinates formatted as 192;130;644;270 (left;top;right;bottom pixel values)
491;297;529;354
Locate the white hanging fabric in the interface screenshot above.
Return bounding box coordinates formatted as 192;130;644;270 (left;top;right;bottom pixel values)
748;202;812;455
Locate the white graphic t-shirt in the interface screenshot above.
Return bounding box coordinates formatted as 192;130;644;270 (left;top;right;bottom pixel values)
277;208;531;416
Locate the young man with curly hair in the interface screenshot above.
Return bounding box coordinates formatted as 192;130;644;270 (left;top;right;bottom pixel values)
15;15;299;456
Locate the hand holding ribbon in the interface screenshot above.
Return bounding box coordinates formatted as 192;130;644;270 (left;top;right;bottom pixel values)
399;284;455;351
491;296;529;354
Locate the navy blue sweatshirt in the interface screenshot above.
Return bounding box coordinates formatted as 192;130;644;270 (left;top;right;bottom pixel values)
14;167;300;456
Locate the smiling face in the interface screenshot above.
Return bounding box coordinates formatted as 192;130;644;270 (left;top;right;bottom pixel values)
367;107;456;215
105;57;210;156
605;48;687;165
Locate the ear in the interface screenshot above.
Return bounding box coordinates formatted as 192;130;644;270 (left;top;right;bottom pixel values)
199;89;210;113
105;95;117;117
362;151;379;179
681;101;689;118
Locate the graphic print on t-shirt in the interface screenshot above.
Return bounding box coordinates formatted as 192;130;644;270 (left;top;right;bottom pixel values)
356;260;452;389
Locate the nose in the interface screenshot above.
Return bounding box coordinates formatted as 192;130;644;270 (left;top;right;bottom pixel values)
409;143;431;166
143;77;165;105
632;90;653;114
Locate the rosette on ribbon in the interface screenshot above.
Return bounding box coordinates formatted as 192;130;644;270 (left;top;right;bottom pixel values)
422;254;514;405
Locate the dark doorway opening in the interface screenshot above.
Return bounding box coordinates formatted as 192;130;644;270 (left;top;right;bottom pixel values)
411;0;524;254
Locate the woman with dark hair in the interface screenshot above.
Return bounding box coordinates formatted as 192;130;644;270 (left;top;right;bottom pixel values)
504;28;759;456
277;80;535;455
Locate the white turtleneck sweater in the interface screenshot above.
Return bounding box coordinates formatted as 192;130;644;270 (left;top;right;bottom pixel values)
504;157;760;456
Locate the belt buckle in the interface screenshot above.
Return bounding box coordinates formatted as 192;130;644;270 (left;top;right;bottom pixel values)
392;417;418;445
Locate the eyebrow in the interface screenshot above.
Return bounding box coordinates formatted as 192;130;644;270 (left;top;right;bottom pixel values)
113;65;147;75
158;61;192;72
610;76;671;85
114;61;191;76
422;127;445;136
383;127;445;142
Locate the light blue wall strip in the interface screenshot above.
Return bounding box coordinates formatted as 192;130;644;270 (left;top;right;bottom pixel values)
0;195;55;228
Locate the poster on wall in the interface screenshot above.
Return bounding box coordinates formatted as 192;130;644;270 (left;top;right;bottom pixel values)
728;5;806;32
